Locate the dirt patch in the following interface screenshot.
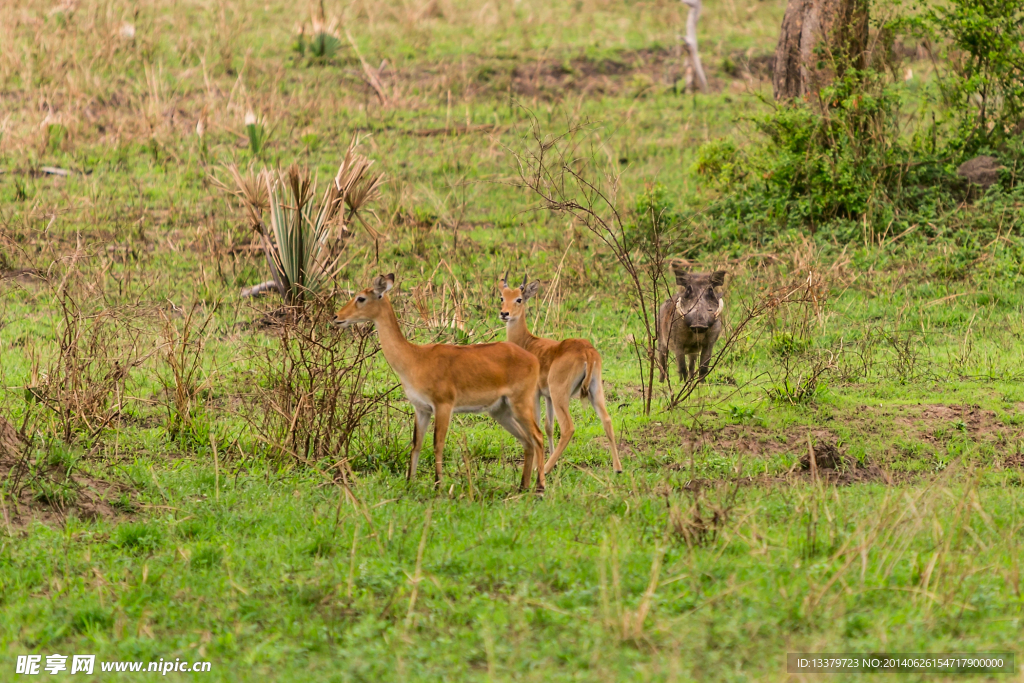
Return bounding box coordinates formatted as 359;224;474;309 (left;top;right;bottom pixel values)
505;47;777;100
893;403;995;438
387;47;774;105
882;404;1024;462
0;416;134;530
639;402;1024;473
799;440;854;470
0;268;46;283
661;463;913;491
510;47;687;99
641;419;838;460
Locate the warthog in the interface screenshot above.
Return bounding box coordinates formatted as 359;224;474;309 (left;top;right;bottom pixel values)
657;267;726;383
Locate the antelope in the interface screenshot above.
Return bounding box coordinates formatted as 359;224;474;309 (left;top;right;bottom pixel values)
499;274;622;475
333;274;547;491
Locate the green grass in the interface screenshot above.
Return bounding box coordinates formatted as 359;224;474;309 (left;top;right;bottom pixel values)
2;0;1024;680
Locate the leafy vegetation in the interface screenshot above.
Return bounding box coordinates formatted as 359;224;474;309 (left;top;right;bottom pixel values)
1;0;1023;680
906;0;1024;152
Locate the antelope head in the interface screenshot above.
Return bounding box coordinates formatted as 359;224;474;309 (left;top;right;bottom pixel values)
333;273;395;327
499;272;540;324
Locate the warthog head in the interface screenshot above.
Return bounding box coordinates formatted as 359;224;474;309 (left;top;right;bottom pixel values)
673;268;726;332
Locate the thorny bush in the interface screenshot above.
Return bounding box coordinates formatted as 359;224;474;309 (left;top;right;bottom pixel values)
246;307;398;477
34;294;145;443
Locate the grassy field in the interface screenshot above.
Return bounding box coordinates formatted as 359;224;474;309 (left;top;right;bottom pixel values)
2;0;1024;680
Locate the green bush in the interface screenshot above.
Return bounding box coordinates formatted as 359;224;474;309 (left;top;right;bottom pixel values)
696;70;960;247
901;0;1024;153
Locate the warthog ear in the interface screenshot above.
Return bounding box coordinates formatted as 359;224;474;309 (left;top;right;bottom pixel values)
669;258;692;271
522;280;541;301
710;270;727;287
670;260;693;287
372;274;395;296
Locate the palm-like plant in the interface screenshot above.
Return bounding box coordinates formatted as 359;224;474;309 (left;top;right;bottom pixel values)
216;139;385;306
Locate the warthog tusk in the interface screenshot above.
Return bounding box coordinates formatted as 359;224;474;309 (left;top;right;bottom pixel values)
714;298;724;319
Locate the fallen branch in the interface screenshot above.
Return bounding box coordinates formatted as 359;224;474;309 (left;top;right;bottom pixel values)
240;280;281;299
346;30;389;106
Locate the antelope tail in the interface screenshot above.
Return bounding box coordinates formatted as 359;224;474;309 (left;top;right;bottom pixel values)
580;350;599;399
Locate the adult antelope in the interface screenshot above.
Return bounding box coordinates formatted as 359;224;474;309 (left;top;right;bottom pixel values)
499;274;622;475
333;274;547;491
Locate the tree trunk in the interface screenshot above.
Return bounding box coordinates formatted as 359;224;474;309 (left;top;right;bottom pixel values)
772;0;868;100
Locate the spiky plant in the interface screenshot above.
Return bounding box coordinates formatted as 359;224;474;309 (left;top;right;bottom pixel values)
215;139;386;306
303;1;343;62
336;142;386;239
262;163;345;304
308;21;342;60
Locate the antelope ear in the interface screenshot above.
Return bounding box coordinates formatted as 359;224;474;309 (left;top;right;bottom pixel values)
372;274;395;297
710;270;727;288
522;280;541;301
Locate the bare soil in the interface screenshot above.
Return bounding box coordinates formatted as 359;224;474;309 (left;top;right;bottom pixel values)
0;416;133;530
395;47;776;102
638;403;1024;470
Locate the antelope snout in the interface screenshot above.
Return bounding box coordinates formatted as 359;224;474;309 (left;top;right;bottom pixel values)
500;311;510;321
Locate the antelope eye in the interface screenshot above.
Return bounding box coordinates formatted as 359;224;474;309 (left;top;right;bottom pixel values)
516;298;522;304
356;296;366;303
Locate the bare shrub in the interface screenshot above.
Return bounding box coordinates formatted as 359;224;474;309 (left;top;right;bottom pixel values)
246;308;398;477
836;324;926;384
766;350;838;404
158;304;214;451
512;116;689;414
34;294;145;443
